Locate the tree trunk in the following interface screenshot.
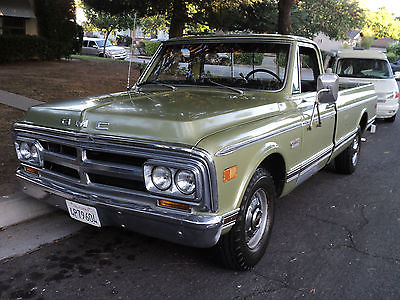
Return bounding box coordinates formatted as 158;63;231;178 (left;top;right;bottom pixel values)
278;0;293;35
103;30;111;57
169;0;187;38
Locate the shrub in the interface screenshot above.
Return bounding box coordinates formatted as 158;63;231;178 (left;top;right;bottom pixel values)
386;52;397;63
142;40;162;56
387;43;400;58
234;53;264;65
0;35;67;63
117;35;132;46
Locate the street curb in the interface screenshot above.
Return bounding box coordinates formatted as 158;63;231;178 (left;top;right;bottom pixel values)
0;192;56;229
0;90;49;229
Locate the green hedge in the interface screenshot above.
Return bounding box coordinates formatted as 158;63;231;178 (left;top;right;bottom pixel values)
387;43;400;57
386;52;397;63
0;35;68;63
234;53;264;65
142;40;162;56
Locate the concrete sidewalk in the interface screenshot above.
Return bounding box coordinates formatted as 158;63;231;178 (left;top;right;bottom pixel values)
0;90;54;229
0;90;43;111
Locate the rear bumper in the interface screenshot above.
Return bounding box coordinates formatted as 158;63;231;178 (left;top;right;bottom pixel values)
376;102;399;118
17;170;226;248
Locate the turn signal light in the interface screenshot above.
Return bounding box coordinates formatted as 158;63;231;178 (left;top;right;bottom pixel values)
395;92;399;99
158;200;190;211
223;166;238;183
25;166;39;175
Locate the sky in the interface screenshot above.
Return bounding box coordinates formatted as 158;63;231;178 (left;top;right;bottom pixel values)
361;0;400;16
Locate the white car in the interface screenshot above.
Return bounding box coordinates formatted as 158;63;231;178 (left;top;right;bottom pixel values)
334;50;399;122
82;38;127;60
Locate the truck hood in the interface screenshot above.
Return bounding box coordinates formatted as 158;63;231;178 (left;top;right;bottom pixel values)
22;88;287;146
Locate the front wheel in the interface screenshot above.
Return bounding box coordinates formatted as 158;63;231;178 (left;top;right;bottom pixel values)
217;168;275;270
335;127;361;174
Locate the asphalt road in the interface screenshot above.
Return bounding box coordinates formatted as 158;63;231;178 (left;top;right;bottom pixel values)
1;110;400;298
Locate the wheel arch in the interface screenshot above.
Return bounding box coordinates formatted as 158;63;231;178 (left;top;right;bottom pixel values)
258;152;286;198
358;109;368;134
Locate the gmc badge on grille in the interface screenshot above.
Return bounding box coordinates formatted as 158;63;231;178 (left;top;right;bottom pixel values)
61;118;71;126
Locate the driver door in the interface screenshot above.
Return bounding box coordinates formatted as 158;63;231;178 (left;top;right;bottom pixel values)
292;44;335;184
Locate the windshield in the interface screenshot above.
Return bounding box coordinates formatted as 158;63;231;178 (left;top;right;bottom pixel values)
97;39;112;47
336;58;393;79
142;42;290;91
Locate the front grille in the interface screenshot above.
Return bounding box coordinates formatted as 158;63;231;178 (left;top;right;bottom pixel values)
14;123;218;212
37;139;147;193
86;150;146;167
88;173;146;191
41;141;77;157
44;161;80;180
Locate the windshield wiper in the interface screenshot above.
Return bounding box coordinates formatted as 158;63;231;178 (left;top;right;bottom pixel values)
203;77;243;95
137;81;176;91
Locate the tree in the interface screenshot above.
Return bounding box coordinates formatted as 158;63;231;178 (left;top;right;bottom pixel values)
84;7;136;56
205;0;364;40
83;0;257;38
363;8;400;39
293;0;364;40
278;0;293;34
34;0;82;57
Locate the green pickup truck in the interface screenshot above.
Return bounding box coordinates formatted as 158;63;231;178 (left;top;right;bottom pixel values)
13;34;376;270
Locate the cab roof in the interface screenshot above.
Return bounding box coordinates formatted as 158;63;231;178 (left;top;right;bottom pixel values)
165;33;316;46
337;49;388;60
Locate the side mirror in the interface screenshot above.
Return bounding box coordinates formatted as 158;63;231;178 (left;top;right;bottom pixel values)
92;44;98;49
317;73;339;103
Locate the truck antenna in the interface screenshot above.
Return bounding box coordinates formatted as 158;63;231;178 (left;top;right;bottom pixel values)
127;13;137;91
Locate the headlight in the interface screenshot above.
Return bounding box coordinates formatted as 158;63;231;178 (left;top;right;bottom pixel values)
143;162;200;201
14;140;43;166
175;170;195;194
20;142;31;160
151;166;172;190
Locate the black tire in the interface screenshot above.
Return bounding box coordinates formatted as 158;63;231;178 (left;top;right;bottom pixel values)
335;127;361;174
217;167;275;270
385;114;396;122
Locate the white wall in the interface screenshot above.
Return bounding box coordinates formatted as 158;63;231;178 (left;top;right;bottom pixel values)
313;32;343;52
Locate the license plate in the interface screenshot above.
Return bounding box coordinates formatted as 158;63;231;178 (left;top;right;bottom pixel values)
66;200;101;227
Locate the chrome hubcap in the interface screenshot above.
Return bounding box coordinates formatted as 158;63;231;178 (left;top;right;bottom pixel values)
245;188;268;249
351;136;359;166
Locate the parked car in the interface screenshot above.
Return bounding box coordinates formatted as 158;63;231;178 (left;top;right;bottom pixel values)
333;50;399;122
81;37;127;60
13;34;376;270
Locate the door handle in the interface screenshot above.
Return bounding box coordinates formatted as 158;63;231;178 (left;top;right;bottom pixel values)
326;103;335;109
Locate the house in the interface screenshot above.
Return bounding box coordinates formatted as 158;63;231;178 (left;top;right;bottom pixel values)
370;38;397;53
0;0;37;36
313;30;363;52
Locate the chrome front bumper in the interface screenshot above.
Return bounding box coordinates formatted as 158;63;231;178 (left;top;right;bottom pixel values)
18;171;227;248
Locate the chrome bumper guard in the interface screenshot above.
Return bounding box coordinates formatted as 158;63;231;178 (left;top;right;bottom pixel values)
18;170;224;248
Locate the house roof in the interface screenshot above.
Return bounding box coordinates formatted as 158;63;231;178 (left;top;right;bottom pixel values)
347;30;362;40
371;38;396;48
0;0;35;18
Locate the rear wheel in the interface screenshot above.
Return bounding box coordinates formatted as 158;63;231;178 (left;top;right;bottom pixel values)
335;127;361;174
217;168;275;270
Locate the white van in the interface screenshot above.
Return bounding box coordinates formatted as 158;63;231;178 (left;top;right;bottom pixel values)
333;50;399;122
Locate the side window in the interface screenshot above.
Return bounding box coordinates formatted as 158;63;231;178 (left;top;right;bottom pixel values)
299;46;321;93
88;41;96;48
83;40;89;47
